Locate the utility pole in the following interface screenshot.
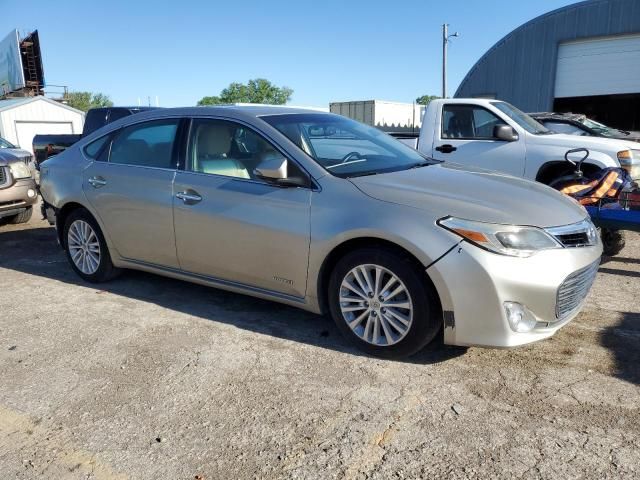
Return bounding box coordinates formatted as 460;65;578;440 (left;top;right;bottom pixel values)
442;24;459;98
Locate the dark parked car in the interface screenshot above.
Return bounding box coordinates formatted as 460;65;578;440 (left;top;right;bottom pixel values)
529;112;640;143
0;137;38;224
33;106;157;165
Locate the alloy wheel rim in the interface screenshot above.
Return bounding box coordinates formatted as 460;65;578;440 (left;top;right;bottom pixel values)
339;264;413;346
68;220;101;275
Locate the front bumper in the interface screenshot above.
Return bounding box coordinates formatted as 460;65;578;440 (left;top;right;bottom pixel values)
427;239;602;348
0;178;38;219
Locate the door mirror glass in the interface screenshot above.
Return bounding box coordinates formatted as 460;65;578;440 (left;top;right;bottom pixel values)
254;151;288;180
494;125;519;142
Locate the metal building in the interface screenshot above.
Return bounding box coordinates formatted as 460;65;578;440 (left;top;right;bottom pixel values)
455;0;640;130
0;97;84;154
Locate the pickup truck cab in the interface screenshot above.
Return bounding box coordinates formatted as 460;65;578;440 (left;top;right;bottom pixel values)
417;99;640;182
33;106;157;166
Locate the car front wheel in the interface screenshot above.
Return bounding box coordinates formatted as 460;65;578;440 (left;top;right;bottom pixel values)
63;209;120;282
328;248;441;358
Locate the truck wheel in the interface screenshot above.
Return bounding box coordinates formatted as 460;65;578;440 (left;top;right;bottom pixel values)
328;248;441;359
63;209;121;282
8;207;33;224
601;228;625;257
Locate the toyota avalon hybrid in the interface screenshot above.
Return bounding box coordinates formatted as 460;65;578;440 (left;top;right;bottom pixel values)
39;106;602;358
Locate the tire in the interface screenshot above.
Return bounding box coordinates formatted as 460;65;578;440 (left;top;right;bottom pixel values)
328;248;441;359
8;206;33;224
63;208;121;283
601;228;625;257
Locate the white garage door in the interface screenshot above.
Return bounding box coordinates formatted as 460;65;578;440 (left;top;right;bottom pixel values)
555;34;640;98
15;121;74;154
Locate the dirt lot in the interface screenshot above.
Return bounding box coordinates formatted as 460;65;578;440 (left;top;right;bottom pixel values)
1;209;639;480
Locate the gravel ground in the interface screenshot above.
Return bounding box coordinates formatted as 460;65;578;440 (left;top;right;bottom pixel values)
0;208;639;479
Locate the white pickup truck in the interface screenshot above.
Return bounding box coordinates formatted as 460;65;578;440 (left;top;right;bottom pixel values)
413;99;640;183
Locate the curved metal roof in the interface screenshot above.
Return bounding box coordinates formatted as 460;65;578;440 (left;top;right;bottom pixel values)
454;0;640;111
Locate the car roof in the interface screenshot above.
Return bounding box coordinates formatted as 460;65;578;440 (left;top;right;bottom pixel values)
109;104;336;125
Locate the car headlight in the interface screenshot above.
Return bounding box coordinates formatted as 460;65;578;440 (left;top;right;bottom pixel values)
438;217;562;257
618;150;640;179
9;162;32;179
617;149;640;164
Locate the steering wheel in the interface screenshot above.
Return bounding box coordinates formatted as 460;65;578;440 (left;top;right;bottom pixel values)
340;151;361;163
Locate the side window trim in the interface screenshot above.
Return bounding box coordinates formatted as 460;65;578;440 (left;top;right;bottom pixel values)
440;104;506;141
183;116;316;190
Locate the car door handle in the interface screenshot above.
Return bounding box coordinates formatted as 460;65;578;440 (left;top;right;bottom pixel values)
88;176;107;188
435;144;457;154
175;191;202;204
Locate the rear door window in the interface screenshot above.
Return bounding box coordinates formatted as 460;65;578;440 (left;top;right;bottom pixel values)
108;120;179;169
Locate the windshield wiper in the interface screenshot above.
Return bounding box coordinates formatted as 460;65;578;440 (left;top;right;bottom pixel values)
346;171;380;178
410;160;440;168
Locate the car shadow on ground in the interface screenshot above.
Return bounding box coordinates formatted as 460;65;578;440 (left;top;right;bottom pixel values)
600;311;640;386
0;226;466;365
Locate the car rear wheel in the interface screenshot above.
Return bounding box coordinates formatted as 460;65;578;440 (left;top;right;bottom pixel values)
63;209;120;282
328;248;441;358
8;206;33;224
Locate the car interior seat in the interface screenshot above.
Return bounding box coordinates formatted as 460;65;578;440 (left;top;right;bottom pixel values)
195;125;250;179
447;115;474;138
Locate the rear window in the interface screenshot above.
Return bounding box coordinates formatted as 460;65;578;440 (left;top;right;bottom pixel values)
83;110;109;135
107;109;133;124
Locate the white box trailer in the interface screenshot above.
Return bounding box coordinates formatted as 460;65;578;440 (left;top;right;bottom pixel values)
329;100;425;147
329;100;425;133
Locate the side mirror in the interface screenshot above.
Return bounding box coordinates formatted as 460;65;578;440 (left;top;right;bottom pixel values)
254;152;308;187
254;152;288;180
494;125;519;142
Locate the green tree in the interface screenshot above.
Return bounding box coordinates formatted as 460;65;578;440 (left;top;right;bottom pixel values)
64;91;114;112
197;78;293;106
415;94;440;105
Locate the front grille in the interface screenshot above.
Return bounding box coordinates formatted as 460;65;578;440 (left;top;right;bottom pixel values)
547;218;597;248
556;260;599;320
556;232;589;247
0;200;24;208
0;167;8;188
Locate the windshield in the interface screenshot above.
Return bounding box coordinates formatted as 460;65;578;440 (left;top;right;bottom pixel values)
0;137;16;149
261;113;435;178
491;102;551;135
580;118;621;137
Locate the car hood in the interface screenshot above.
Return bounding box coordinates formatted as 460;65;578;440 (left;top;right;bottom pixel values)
615;131;640;143
0;148;32;166
349;163;587;228
534;133;639;151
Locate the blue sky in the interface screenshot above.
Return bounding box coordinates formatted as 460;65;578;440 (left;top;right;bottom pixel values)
3;0;578;107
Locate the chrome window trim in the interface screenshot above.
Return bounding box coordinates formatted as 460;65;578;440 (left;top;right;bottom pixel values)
90;161;179;173
81;116;185;169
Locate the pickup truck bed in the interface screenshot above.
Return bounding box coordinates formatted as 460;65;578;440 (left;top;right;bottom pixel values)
33;106;157;166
